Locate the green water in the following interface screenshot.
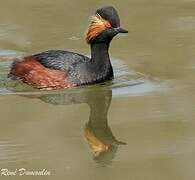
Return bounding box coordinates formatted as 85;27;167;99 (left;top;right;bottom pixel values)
0;0;195;179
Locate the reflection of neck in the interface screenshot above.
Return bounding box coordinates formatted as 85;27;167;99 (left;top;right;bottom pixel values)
88;90;112;129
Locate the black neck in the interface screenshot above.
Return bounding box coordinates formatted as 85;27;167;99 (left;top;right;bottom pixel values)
89;42;113;81
91;42;109;61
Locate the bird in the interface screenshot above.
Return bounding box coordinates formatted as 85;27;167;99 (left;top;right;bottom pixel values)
9;6;128;90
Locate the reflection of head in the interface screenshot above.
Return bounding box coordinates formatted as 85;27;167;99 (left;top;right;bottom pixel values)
84;127;109;158
94;145;118;165
84;121;126;164
30;87;126;164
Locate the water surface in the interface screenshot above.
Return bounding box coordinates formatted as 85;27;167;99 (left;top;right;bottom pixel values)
0;0;195;179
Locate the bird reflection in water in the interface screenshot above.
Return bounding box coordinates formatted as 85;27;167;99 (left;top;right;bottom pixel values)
36;87;126;164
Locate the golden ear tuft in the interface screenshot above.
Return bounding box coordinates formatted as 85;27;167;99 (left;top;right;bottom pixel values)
86;14;111;44
84;127;109;157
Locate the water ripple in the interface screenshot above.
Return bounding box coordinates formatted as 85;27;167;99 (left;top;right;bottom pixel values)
0;50;162;97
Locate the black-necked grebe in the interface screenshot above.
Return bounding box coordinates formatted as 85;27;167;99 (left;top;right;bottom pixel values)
9;6;128;90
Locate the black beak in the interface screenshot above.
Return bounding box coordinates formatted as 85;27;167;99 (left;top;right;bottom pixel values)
115;27;128;33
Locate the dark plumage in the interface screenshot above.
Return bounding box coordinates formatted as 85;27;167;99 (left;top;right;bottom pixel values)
9;6;128;90
96;6;120;28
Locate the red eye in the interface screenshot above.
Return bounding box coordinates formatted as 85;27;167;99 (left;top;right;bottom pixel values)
106;22;112;28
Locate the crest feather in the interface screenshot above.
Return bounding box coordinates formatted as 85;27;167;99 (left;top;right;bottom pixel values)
86;14;111;44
